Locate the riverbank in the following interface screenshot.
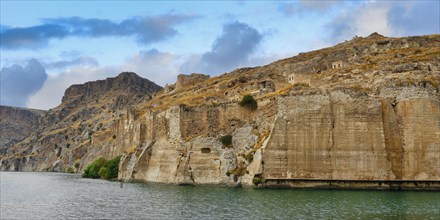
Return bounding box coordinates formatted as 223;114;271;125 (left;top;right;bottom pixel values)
261;178;440;191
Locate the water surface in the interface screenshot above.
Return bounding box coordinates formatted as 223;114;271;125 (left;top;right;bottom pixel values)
1;172;439;219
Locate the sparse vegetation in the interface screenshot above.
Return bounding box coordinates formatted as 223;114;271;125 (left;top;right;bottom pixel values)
252;177;266;185
226;166;247;177
82;156;121;180
292;82;310;88
239;95;258;110
74;159;81;172
245;153;254;163
233;166;247;177
66;167;74;173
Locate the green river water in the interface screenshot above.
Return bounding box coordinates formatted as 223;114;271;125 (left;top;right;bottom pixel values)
1;172;439;219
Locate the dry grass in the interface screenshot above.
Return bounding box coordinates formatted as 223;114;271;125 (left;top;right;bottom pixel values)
124;146;137;154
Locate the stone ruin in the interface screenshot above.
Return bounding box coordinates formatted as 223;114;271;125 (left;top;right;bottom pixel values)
332;60;344;69
175;73;210;90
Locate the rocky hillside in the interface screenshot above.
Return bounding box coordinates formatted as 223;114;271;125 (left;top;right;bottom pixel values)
0;72;162;171
1;33;439;189
0;106;46;152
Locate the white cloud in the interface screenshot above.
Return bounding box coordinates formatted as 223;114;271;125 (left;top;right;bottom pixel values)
27;66;116;109
122;49;180;86
27;49;180;110
326;1;439;42
326;2;393;42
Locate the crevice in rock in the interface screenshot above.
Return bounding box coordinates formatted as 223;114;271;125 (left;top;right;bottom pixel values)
381;98;404;179
328;92;335;180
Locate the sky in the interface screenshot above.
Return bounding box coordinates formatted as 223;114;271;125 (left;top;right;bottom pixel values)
1;0;439;110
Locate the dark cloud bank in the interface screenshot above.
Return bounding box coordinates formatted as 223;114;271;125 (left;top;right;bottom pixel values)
0;59;48;107
0;15;195;49
181;21;263;75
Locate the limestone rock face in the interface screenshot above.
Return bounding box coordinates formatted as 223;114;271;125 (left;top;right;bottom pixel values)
0;72;162;172
1;34;439;189
0;106;45;151
263;87;439;181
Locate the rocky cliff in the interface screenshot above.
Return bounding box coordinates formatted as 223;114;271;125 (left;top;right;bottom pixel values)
0;106;46;153
1;33;439;189
0;72;162;172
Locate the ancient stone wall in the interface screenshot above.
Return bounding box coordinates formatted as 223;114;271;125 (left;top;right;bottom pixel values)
175;73;210;90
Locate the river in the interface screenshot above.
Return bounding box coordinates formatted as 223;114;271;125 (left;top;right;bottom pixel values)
1;172;439;219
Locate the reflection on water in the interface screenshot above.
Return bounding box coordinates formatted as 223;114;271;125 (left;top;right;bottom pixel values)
1;172;439;219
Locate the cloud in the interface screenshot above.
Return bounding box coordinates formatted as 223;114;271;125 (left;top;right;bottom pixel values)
27;66;117;109
122;49;180;86
325;1;439;43
388;1;440;36
326;2;391;43
0;59;48;107
44;56;99;70
181;21;263;75
279;1;341;16
1;14;196;49
299;0;340;10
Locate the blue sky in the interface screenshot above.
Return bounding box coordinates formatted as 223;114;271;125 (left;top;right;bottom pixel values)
1;0;439;109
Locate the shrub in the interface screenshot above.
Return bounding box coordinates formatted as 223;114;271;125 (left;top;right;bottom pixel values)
220;135;233;147
74;159;81;170
226;170;233;176
98;167;109;179
66;167;74;173
106;156;121;179
253;177;266;185
233;166;247;177
239;95;257;111
245;153;254;163
82;156;121;180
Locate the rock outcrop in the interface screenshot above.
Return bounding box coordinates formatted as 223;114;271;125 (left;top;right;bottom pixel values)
175;73;210;90
0;106;45;152
1;34;439;189
0;72;162;172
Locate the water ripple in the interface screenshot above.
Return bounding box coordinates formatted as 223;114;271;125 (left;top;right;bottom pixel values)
1;172;439;219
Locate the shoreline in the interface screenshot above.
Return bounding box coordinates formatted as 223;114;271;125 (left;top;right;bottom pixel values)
2;171;439;191
260;178;440;191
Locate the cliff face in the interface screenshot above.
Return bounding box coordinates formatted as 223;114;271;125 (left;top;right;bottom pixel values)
1;34;439;189
0;106;46;152
264;87;439;181
118;34;439;187
0;72;162;172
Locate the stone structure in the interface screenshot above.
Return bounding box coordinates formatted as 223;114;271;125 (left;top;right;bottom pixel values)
175;73;210;90
332;61;344;69
287;73;310;85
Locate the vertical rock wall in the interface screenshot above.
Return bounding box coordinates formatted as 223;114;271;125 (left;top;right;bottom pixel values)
263;87;440;181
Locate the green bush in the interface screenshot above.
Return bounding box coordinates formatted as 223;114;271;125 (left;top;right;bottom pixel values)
239;95;257;110
253;177;266;185
220;135;233;147
106;156;121;179
66;167;74;173
82;156;121;180
98;167;109;179
74;159;81;172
